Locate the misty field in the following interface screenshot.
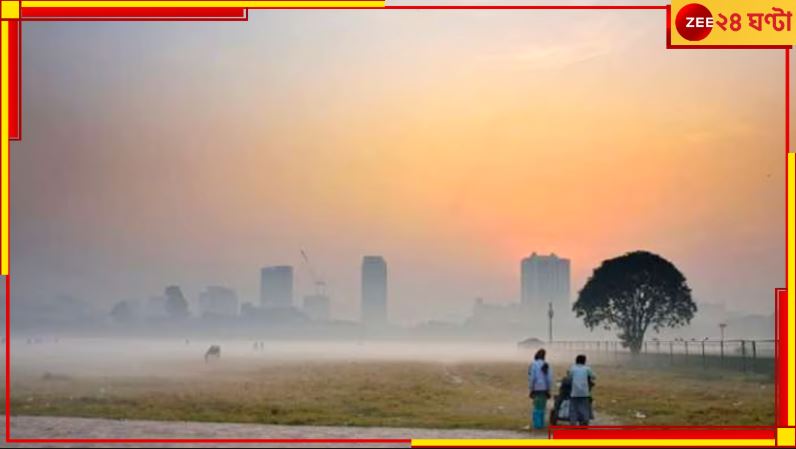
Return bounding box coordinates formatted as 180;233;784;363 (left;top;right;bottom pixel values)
2;340;774;429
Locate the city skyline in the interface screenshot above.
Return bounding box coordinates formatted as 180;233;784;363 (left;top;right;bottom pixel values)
53;249;765;331
38;251;571;325
10;11;785;324
106;252;569;329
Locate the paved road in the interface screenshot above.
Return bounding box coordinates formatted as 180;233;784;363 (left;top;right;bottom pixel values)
1;416;539;447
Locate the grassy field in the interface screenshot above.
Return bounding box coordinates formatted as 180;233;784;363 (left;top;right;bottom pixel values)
4;359;774;429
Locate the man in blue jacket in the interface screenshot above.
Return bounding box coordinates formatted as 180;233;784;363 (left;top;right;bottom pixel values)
568;354;595;426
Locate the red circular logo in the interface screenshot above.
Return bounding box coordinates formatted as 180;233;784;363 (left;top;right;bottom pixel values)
675;3;714;41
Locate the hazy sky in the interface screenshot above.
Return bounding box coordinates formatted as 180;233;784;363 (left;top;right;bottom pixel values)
10;9;788;323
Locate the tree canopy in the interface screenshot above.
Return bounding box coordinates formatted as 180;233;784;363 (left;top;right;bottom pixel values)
573;251;697;353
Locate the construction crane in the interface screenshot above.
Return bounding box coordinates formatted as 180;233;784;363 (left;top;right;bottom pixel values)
300;249;326;296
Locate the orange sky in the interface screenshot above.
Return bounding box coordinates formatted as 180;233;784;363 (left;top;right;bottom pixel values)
10;10;787;323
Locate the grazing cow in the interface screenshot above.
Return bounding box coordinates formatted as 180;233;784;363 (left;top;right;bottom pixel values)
205;345;221;363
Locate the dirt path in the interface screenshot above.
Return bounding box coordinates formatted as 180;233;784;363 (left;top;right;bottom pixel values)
1;415;540;447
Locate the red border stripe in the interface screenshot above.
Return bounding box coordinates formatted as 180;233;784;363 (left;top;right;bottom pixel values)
777;289;788;426
8;20;19;141
4;275;9;441
21;7;247;19
550;429;777;440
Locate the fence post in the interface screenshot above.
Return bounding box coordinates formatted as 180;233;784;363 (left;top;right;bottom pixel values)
669;341;674;365
741;340;747;372
701;340;706;369
720;340;725;367
752;340;757;365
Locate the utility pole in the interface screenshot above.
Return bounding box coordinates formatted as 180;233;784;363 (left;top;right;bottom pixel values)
548;302;554;343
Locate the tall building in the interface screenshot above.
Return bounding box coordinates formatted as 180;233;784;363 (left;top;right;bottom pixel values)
521;253;570;309
260;265;293;307
198;286;239;317
361;256;387;324
164;285;190;319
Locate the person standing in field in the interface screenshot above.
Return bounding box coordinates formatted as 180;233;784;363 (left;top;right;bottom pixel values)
528;349;553;429
568;354;595;426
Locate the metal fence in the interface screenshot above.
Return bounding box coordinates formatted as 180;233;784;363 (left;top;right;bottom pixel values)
542;339;775;375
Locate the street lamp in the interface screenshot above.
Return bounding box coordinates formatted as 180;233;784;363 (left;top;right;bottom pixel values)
719;322;727;363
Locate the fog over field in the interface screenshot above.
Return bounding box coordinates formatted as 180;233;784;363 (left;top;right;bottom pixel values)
9;339;534;376
3;337;775;429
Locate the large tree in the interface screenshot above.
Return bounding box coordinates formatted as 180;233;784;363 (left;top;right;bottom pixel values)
573;251;697;354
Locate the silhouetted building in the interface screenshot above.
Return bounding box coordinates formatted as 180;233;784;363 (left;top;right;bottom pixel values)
521;253;570;309
165;286;184;302
361;256;387;324
303;294;331;322
471;297;528;326
240;302;258;318
260;265;294;307
465;297;544;339
164;285;190;319
198;286;239;317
